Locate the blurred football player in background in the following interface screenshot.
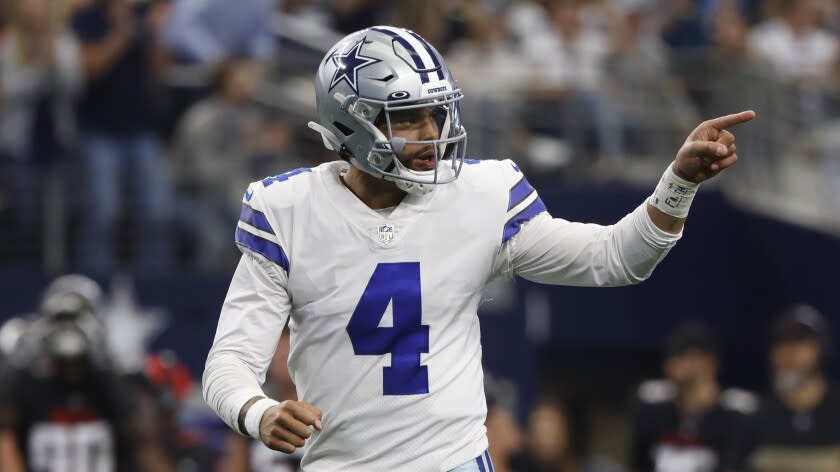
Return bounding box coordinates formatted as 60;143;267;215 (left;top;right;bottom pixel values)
629;320;756;472
203;25;754;471
734;305;840;472
0;276;176;472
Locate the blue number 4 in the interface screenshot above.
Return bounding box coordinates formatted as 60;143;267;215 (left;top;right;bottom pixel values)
261;168;312;187
346;262;429;395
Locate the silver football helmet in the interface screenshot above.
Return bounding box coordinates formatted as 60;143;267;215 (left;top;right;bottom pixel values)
309;26;467;194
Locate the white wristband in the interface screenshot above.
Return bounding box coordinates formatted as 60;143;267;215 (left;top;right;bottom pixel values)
244;398;280;439
649;164;699;218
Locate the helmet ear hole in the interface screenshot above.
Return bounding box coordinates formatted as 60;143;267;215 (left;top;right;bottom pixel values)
334;122;355;136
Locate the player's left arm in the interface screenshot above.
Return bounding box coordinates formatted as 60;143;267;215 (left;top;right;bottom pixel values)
499;111;755;286
646;110;756;234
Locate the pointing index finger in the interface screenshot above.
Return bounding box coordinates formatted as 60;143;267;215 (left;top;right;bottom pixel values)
705;110;756;130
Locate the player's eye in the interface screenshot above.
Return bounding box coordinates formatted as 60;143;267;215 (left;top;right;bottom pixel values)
389;109;427;128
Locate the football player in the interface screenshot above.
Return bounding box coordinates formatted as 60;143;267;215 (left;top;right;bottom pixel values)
0;277;176;472
203;26;755;471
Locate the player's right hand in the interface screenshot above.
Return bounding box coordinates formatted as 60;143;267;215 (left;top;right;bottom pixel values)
259;401;323;454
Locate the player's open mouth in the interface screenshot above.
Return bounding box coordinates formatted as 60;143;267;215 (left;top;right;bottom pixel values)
412;152;437;171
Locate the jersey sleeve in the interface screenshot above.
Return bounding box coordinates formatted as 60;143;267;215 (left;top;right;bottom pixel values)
234;182;290;273
202;251;291;435
491;162;681;286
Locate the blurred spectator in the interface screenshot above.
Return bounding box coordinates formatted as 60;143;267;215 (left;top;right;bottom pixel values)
0;278;176;472
485;393;524;472
659;0;717;108
733;305;840;472
660;0;712;54
628;320;757;472
515;399;574;472
507;0;553;42
511;399;618;472
707;2;752;62
749;0;838;84
70;0;173;276
160;0;276;64
603;0;696;158
144;350;214;471
447;1;531;99
514;0;617;161
0;0;81;238
221;329;302;472
748;0;839;125
520;0;609;94
446;1;532;159
701;2;787;189
173;60;292;270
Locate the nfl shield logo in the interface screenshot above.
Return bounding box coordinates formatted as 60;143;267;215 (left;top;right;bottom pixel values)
377;224;395;244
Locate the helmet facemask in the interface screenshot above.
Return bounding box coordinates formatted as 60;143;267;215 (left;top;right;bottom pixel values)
341;89;468;194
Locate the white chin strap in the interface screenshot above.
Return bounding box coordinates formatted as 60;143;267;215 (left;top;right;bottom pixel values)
386;157;454;195
392;171;435;195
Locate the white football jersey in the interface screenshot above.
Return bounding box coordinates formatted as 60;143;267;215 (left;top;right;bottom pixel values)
205;158;681;471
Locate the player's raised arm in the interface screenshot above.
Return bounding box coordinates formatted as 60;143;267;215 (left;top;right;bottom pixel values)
500;112;756;287
647;110;756;234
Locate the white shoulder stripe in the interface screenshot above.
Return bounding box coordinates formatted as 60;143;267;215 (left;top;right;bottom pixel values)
506;190;539;220
237;220;281;245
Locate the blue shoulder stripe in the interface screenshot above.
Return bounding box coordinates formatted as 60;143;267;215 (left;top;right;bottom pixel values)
507;176;535;211
235;228;290;272
502;197;547;243
239;204;274;235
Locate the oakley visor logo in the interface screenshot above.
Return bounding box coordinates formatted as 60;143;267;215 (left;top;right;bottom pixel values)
388;91;410;100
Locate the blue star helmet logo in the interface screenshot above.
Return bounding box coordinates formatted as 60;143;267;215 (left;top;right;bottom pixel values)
328;37;381;95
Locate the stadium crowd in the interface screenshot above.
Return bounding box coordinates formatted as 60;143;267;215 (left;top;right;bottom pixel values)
0;0;839;471
1;0;839;273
